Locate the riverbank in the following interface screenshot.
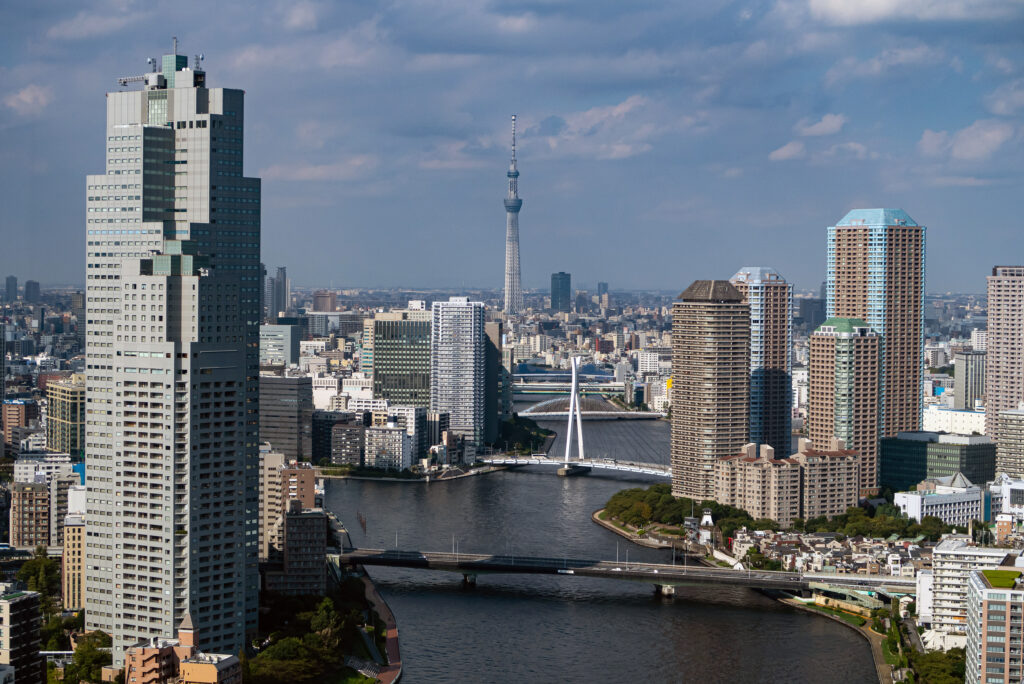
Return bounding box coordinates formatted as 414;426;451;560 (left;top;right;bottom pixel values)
318;465;507;483
361;575;402;684
591;508;890;683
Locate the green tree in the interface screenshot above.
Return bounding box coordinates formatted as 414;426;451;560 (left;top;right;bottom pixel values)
16;546;61;614
63;632;113;684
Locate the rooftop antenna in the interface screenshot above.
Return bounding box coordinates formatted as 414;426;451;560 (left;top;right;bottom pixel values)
511;114;517;161
193;53;204;70
172;36;178;55
147;57;157;72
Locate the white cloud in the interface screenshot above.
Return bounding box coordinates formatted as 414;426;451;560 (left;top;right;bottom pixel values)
537;95;662;160
987;80;1024;115
822;141;874;159
950;119;1015;160
807;0;1020;25
47;9;141;40
917;129;950;157
4;84;53;117
825;45;944;85
795;113;846;136
260;155;378;181
282;1;321;31
497;13;537;33
769;140;806;160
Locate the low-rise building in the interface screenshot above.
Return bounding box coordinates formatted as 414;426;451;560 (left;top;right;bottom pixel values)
922;405;987;436
895;473;990;527
715;444;801;528
123;614;241;684
792;437;861;521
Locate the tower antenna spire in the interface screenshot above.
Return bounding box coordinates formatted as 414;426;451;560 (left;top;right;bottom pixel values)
173;36;178;54
511;114;517;162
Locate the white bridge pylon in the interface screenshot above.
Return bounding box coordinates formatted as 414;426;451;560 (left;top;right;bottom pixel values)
563;356;585;466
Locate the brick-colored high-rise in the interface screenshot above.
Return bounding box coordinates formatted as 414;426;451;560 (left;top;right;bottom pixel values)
827;209;925;438
985;266;1024;440
671;280;749;499
729;267;793;456
808;318;880;494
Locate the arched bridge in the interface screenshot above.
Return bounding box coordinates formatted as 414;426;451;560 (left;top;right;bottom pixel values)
482;454;670;478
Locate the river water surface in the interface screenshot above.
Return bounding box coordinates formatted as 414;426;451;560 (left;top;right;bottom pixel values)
324;409;876;683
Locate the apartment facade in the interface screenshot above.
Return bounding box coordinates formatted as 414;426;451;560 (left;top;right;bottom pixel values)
808;317;880;494
729;267;793;456
0;587;44;683
933;536;1010;635
258;373;313;460
714;444;801;528
62;514;86;611
965;568;1024;684
827;209;925;439
955;351;987;411
671;280;750;499
45;373;85;458
430;297;486;454
986;267;1024;440
9;481;49;548
84;49;261;660
998;409;1024;478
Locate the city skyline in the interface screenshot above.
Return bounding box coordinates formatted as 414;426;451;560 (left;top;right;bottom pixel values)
3;2;1024;292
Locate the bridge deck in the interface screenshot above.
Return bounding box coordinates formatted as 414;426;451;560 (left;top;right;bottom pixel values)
339;549;917;594
481;456;671;477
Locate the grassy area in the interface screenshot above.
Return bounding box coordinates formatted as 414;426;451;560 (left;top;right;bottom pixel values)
882;637;901;666
803;603;867;627
326;668;376;684
983;569;1022;588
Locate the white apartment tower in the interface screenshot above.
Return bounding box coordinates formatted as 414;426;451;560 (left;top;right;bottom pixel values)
84;46;260;662
430;297;486;454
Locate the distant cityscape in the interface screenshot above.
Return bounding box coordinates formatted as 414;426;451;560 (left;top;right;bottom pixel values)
0;30;1021;684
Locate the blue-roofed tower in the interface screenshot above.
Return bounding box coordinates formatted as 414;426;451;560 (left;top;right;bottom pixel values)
826;209;925;463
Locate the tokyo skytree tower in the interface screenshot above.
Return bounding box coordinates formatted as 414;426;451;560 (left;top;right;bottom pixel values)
503;114;523;315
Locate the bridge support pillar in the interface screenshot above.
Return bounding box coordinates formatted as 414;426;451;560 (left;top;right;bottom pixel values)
462;574;477;587
655;584;675;597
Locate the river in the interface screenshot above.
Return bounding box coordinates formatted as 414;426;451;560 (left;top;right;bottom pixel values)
324;406;876;683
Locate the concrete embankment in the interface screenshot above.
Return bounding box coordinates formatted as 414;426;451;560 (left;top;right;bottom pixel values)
362;574;403;684
590;509;672;549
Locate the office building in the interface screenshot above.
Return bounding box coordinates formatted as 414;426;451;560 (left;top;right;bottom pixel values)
484;321;509;444
923;405;988;435
9;481;49;548
932;536;1010;635
808;318;880;494
71;291;86;348
431;297;486;454
372;306;431;407
954;351;987;411
46;373;85;458
259;324;301;366
84;46;261;660
998;409;1024;478
270;266;290;319
23;280;40;304
3;276;15;302
0;586;44;683
259;373;313;460
671;280;750;499
729;266;793;456
365;423;413;470
965;566;1024;684
880;431;997;493
986;267;1024;440
597;281;609;297
971;328;988;352
63;513;86;610
827;209;925;438
503;115;524;315
263;500;328;597
551;272;571;313
311;290;336;312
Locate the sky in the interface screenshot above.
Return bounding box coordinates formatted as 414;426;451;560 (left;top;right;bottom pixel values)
2;1;1024;294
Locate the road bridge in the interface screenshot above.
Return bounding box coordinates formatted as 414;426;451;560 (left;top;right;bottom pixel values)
481;454;670;478
338;548;916;595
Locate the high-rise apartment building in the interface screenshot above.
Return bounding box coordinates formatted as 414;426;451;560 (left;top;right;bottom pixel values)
3;276;15;302
986;267;1024;440
729;267;793;456
23;280;40;304
84;47;261;661
484;321;510;444
71;291;86;348
0;586;44;683
259;373;313;460
372;305;432;407
503;115;523;315
966;566;1024;684
932;536;1009;635
997;409;1024;478
431;297;486;453
551;272;571;313
2;399;39;448
670;280;750;499
48;472;80;547
808;318;880;494
9;481;49;548
258;448;317;560
954;351;986;411
827;209;925;438
63;514;86;610
46;373;85;458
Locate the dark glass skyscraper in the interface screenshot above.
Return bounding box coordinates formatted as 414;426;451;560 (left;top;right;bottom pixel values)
551;272;571;312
